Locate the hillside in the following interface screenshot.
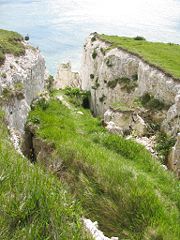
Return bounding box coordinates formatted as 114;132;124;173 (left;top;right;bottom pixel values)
0;110;90;240
0;29;25;66
98;34;180;80
25;89;180;240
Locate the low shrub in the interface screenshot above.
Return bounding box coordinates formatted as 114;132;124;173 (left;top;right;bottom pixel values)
140;93;166;111
155;132;176;164
134;36;146;41
92;50;97;59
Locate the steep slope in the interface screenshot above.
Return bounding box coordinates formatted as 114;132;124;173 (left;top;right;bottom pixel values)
0;29;45;140
0;111;90;240
81;33;180;176
25;90;180;240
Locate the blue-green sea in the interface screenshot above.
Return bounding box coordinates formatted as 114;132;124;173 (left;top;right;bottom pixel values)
0;0;180;74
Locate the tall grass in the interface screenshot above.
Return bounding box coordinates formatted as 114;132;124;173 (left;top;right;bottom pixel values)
28;96;180;240
0;111;90;240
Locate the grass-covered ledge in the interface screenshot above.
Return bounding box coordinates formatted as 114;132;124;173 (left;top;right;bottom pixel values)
98;34;180;80
0;29;25;66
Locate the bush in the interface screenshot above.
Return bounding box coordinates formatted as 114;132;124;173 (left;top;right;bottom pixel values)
92;50;97;59
155;132;176;164
46;75;54;92
91;36;96;42
140;93;166;111
134;36;146;41
64;87;90;108
90;74;94;79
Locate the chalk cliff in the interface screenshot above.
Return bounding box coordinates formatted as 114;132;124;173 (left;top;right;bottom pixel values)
0;43;46;139
81;33;180;176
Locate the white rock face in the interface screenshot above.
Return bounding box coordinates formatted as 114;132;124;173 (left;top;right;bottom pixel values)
81;33;180;175
55;62;80;89
0;44;45;137
168;133;180;178
81;34;180;118
104;108;147;136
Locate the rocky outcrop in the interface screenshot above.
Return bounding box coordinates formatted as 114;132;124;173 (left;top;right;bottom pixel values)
81;33;180;175
0;43;46;140
168;133;180;178
81;34;180;118
104;108;147;136
55;62;80;89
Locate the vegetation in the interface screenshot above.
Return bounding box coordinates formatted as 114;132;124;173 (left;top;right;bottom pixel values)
92;50;97;59
90;74;94;79
0;29;25;66
140;93;168;111
106;58;114;67
28;92;180;240
107;76;138;92
0;111;90;240
64;87;90;108
46;75;54;92
155;132;176;164
134;36;146;41
98;34;180;79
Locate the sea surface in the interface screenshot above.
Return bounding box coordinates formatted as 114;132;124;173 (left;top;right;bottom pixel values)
0;0;180;75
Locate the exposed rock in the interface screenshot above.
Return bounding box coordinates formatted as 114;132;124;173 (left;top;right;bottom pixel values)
168;133;180;177
55;62;81;89
0;43;46;138
162;92;180;136
81;33;180;118
81;33;180;175
104;108;147;136
83;218;118;240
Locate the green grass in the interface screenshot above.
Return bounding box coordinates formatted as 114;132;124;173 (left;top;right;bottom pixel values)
28;93;180;240
0;29;25;66
98;34;180;80
0;111;90;240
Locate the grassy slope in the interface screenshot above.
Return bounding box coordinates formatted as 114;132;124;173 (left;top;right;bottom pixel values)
98;34;180;80
0;29;25;65
28;93;180;240
0;111;90;240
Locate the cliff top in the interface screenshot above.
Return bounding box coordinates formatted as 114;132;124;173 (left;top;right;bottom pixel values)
98;34;180;80
0;29;25;66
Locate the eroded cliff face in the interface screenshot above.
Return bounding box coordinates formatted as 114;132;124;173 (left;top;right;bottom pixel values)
81;33;180;176
0;43;46;139
55;62;81;89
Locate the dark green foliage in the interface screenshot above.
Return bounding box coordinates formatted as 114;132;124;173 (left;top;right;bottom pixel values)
134;36;146;41
0;29;25;66
46;75;54;92
90;74;94;79
1;72;7;78
107;77;138;92
37;98;49;110
140;93;167;111
92;50;97;59
106;58;113;67
100;47;106;55
91;36;96;42
107;79;118;88
64;87;90;108
132;73;138;81
99;94;106;102
155;132;176;164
